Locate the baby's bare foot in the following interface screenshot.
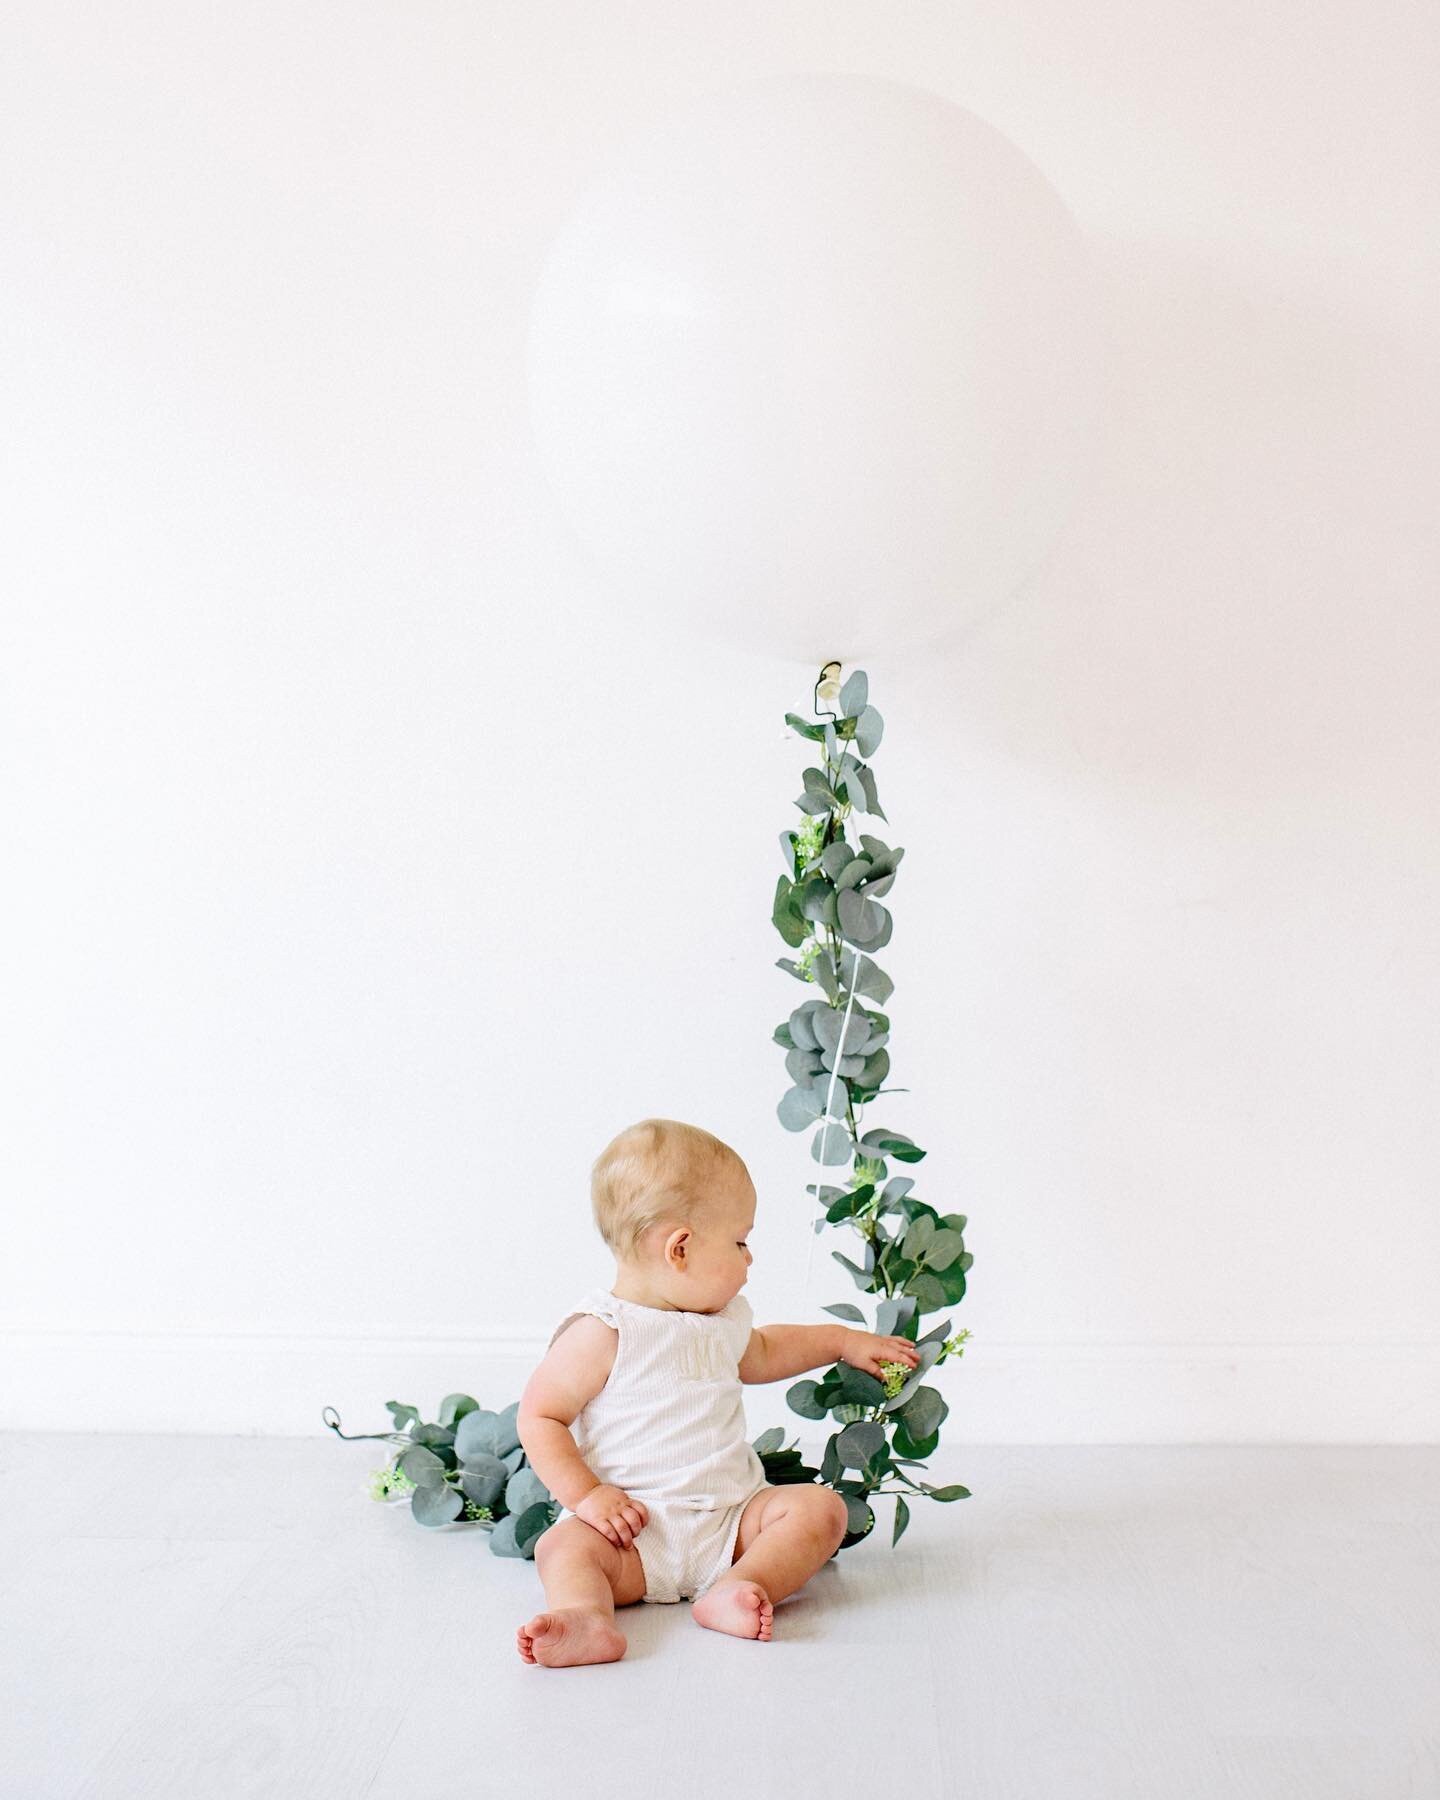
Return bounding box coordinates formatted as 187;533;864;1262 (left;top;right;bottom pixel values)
516;1606;627;1667
692;1577;774;1641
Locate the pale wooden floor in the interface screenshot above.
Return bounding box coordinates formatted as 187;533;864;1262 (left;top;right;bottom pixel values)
1;1436;1436;1800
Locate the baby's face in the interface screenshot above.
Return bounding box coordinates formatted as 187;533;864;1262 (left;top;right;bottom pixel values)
690;1173;756;1311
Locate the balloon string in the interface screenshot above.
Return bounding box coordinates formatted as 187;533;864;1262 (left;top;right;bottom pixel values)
803;663;867;1322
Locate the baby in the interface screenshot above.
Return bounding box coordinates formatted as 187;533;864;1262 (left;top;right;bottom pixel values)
515;1117;920;1667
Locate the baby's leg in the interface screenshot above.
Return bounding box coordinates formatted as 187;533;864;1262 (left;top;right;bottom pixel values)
517;1517;647;1668
693;1487;849;1640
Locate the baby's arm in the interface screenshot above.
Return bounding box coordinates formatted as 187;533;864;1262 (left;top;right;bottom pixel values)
516;1316;649;1548
739;1321;921;1385
516;1316;616;1507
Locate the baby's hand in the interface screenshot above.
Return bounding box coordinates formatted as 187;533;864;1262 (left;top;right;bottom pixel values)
838;1329;922;1380
574;1483;649;1550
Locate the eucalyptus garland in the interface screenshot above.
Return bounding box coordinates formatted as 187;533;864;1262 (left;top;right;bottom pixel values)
324;662;970;1560
770;663;973;1549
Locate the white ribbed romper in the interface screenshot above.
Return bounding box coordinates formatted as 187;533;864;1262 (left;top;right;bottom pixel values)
540;1286;771;1603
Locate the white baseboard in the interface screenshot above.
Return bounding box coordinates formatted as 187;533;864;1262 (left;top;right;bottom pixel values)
1;1330;1435;1442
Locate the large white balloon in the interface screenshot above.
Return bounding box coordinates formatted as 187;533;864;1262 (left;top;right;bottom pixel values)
526;74;1102;661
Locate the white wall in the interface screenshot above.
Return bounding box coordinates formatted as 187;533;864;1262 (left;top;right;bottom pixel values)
3;1;1436;1442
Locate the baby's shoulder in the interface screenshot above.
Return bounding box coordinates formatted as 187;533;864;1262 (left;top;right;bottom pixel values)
547;1307;620;1358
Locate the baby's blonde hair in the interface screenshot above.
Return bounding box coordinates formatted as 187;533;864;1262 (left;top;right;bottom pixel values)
590;1118;748;1264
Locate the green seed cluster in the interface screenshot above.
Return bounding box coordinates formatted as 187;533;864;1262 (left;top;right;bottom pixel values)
365;1461;418;1501
463;1500;495;1522
879;1360;909;1398
794;815;827;867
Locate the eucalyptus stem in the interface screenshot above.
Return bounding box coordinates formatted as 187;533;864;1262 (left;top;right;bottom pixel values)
784;668;973;1538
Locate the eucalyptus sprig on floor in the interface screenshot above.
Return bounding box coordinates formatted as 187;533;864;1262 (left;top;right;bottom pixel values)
772;662;975;1549
320;1398;831;1560
322;1397;554;1555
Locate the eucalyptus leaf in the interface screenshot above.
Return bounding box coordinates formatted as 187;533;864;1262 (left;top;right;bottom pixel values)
820;840;853;882
859;1237;877;1273
451;1409;499;1463
812;1006;871;1059
458;1459;508;1510
504;1467;552;1516
839;947;894;1004
854;705;884;756
892;1417;940;1459
772;876;810;947
397;1444;446;1488
788;1004;822;1050
923;1228;966;1272
855;762;886;819
494;1404;522;1453
784;712;827;742
841;1496;875;1538
785;1379;829;1421
861;1128;926;1163
874;1295;905;1336
904;1271;947;1310
437;1394;480;1429
409;1422;456;1454
411;1481;464;1528
837;886;887;947
835;1420;886;1470
797;875;836;924
831;1250;871;1289
901;1215;936;1261
812;1122;853;1165
778;1083;824;1131
897;1385;948;1441
839;670;868;717
835;856;871;893
833;1363;887;1407
489;1500;556;1559
809;950;841;1004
